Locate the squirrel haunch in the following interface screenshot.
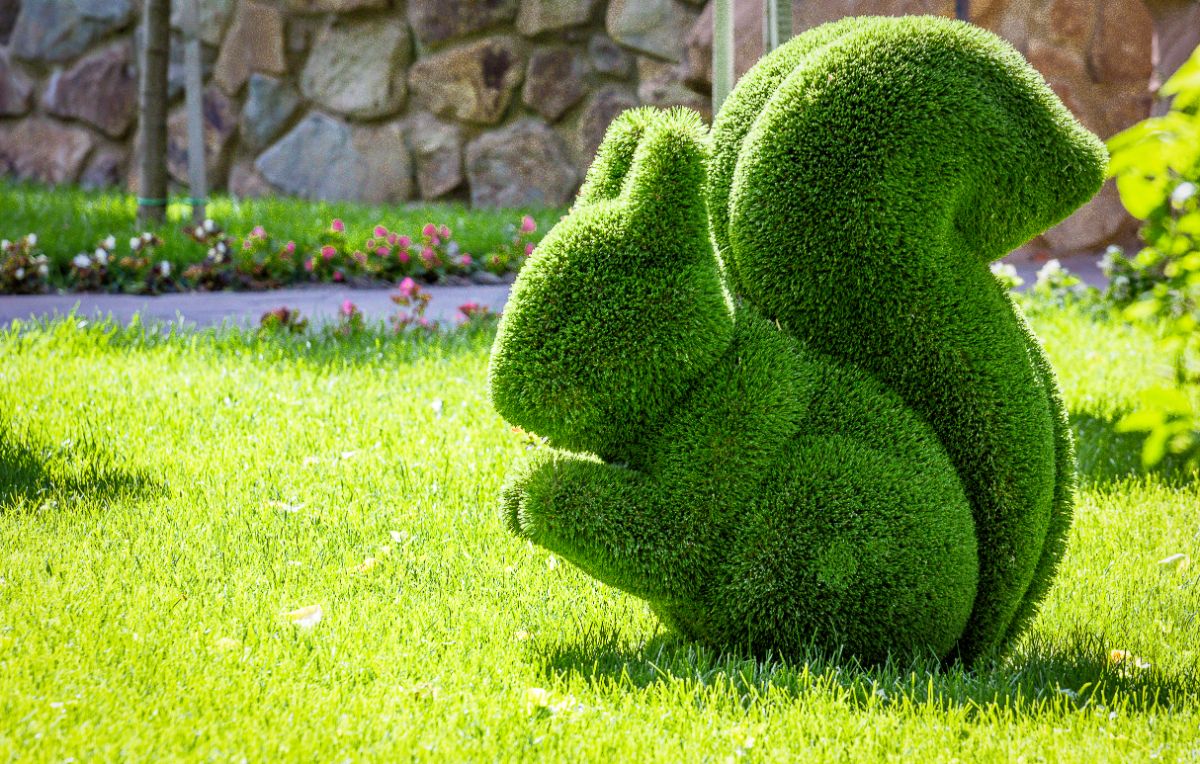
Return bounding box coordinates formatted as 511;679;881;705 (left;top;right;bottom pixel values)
490;16;1104;664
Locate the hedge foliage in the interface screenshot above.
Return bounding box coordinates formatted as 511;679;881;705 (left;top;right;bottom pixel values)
490;16;1106;664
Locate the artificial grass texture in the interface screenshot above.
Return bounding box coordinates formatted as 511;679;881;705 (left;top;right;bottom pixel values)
491;16;1107;665
0;180;564;274
1;309;1199;760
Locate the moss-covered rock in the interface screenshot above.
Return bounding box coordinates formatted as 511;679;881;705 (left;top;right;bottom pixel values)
489;16;1106;664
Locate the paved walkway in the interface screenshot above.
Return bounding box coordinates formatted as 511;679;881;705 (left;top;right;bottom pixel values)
0;254;1106;330
0;284;513;329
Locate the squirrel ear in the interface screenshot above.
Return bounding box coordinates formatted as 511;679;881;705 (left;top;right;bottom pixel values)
623;108;711;228
574;107;659;208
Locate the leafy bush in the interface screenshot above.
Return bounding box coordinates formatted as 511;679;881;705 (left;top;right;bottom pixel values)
1106;43;1200;469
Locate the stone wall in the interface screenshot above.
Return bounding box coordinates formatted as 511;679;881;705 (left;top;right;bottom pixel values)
0;0;1178;256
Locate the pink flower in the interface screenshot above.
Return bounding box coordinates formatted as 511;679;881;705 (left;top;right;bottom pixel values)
398;277;419;298
397;235;411;249
387;233;398;245
331;219;345;233
333;270;345;282
459;254;473;267
374;225;388;238
376;246;390;257
304;258;314;272
251;225;266;238
421;246;435;262
525;242;535;256
520;215;536;234
398;250;410;264
243;240;253;250
430;235;441;247
285;241;296;255
340;299;357;317
439;224;451;239
321;245;336;260
422;223;437;238
366;238;376;250
353;250;367;265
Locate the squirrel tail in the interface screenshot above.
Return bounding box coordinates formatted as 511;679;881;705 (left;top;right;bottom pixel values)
708;15;1105;662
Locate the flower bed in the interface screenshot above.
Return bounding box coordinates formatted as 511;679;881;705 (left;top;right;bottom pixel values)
0;214;539;295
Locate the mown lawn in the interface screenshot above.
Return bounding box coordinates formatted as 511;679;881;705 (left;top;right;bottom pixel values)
0;306;1197;761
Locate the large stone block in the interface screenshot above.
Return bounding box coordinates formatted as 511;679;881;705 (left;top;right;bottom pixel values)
80;146;127;189
588;34;633;77
576;86;639;163
517;0;599;36
606;0;700;63
792;0;953;30
0;51;33;116
171;0;232;46
636;57;710;122
408;0;517;46
409;37;526;125
523;47;588;122
0;117;94;184
466;119;577;207
241;74;301;151
255;112;414;203
406;112;464;199
44;43;137;138
212;0;285;95
166;86;237;185
1042;181;1131;253
1088;0;1153;84
300;17;410;120
287;0;387;12
1;0;20;44
10;0;134;62
228;159;273;198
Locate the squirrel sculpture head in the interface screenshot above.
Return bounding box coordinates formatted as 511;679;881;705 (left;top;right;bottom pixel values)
489;108;732;464
489;16;1105;664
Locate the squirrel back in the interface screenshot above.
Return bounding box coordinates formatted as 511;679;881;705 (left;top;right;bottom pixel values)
708;16;1106;661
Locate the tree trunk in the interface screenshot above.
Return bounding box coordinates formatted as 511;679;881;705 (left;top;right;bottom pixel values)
137;0;171;227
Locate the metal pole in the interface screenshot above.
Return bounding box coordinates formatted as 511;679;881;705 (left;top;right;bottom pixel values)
956;0;969;21
713;0;735;110
181;0;208;225
765;0;791;52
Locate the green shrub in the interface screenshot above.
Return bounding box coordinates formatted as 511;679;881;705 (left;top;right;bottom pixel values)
1105;43;1200;469
490;16;1105;665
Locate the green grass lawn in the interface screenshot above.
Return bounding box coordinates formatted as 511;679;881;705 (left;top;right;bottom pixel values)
0;181;564;272
1;306;1198;761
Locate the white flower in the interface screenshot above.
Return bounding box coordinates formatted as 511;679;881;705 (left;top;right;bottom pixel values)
14;267;24;280
1;240;9;250
37;263;48;277
72;253;91;269
203;218;216;233
141;232;153;244
94;249;108;266
1035;258;1064;286
1171;181;1197;208
207;247;216;258
130;237;142;251
25;233;37;247
102;235;116;251
160;260;171;277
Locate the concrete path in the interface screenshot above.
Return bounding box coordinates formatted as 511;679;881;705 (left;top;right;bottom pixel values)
0;254;1105;330
0;284;513;329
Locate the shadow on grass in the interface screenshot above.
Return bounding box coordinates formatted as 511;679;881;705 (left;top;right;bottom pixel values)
1071;411;1196;487
0;423;159;509
540;628;1198;716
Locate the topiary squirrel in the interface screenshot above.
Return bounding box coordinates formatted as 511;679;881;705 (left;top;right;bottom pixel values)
488;16;1106;664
